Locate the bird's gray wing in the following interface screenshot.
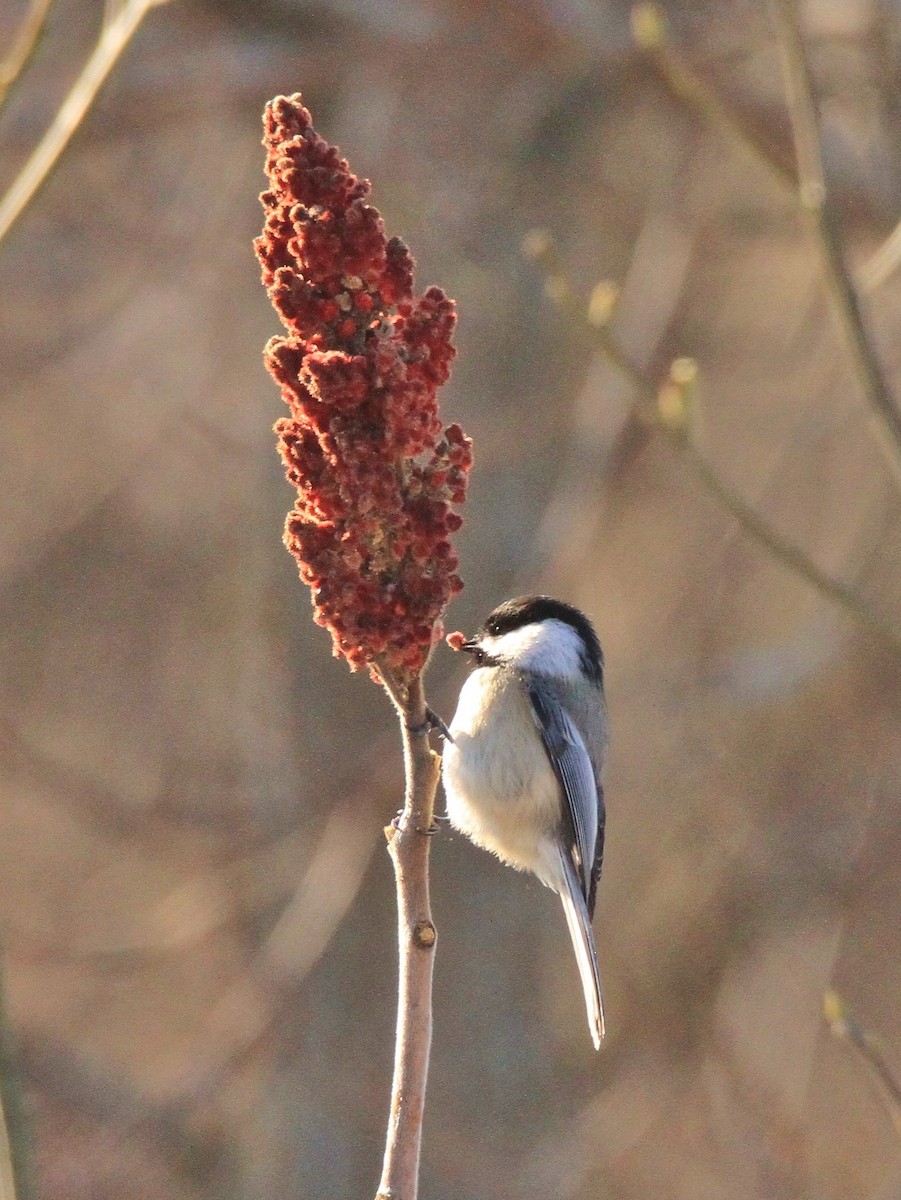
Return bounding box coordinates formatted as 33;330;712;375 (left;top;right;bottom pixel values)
557;839;605;1047
526;682;602;904
588;779;605;919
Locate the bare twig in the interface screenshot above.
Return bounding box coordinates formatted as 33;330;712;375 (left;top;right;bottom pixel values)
0;0;168;248
524;234;901;662
0;0;54;112
824;991;901;1138
374;671;441;1200
769;0;901;483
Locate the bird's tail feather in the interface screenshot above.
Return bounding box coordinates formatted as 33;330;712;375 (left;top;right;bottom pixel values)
558;848;605;1049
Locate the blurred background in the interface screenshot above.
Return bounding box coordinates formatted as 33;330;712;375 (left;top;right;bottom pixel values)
1;0;900;1196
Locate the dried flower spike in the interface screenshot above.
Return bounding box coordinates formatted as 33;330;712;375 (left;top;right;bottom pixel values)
255;94;472;682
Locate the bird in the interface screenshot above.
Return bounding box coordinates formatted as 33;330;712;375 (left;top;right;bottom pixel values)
441;595;607;1048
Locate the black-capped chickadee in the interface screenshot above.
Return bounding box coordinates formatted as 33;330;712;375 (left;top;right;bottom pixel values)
442;595;607;1049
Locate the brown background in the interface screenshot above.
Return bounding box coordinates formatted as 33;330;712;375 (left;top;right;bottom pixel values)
0;0;900;1196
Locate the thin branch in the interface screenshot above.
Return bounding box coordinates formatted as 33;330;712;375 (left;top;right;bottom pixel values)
375;672;440;1200
373;659;410;717
0;1097;16;1200
630;4;795;195
860;219;901;292
769;0;901;484
678;433;901;658
0;0;168;248
824;991;901;1138
630;4;901;296
0;0;54;112
0;960;28;1200
524;234;901;662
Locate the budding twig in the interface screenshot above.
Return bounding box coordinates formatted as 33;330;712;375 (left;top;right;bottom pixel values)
629;3;901;298
824;991;901;1139
524;233;901;662
630;3;795;195
769;0;901;487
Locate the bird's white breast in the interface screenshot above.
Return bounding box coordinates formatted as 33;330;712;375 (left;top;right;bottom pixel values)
442;667;562;884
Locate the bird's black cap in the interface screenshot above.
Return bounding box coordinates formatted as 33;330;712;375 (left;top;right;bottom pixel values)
480;595;603;685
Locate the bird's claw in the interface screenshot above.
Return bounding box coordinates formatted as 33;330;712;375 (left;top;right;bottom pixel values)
406;706;455;743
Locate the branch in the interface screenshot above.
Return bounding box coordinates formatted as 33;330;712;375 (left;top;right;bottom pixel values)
769;0;901;484
678;427;901;659
630;4;795;195
0;0;54;113
0;960;29;1200
630;4;901;297
374;672;441;1200
0;0;168;248
256;96;471;1198
824;991;901;1139
524;234;901;662
860;218;901;292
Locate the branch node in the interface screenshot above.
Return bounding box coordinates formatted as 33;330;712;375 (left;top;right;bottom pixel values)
413;921;437;949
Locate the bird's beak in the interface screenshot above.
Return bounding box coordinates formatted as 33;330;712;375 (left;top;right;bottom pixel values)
459;638;479;654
